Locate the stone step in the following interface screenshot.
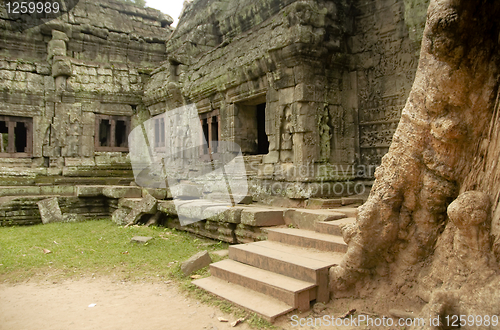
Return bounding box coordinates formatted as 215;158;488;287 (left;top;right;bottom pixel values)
315;217;356;236
229;240;343;302
341;196;367;206
210;259;316;310
333;206;358;218
266;227;348;253
192;277;294;322
305;198;343;209
284;209;346;230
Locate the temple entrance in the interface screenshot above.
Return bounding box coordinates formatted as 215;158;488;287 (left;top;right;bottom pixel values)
235;97;269;155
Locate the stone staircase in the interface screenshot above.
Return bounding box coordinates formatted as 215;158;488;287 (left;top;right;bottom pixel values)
192;208;357;322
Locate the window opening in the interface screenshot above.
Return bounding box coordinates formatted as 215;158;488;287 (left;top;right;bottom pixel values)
95;115;130;151
199;110;220;159
154;117;166;149
0;116;33;157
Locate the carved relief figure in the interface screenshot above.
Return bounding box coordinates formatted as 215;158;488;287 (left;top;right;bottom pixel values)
318;106;332;162
280;105;294;162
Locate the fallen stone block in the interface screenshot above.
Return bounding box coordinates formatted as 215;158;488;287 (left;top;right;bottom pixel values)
112;208;130;226
142;188;172;200
157;200;177;216
181;250;212;276
123;194;158;226
130;236;153;244
37;198;63;224
240;207;284;227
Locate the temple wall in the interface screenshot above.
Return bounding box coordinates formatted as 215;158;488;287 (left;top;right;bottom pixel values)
0;0;172;186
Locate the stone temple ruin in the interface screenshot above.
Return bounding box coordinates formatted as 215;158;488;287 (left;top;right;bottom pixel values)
0;0;425;224
3;0;500;327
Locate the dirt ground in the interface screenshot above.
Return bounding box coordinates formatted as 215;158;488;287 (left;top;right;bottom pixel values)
0;277;256;330
0;276;369;330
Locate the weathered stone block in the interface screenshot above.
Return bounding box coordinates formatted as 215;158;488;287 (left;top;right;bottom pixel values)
76;185;104;197
142;188;171;200
262;151;279;164
306;198;343;209
113;208;131;226
278;86;295;105
220;207;243;223
235;224;267;243
102;186;142;199
240;207;284;227
52;58;72;77
47;40;66;60
122;194;157;225
170;184;202;199
0;186;41;197
181;250;212;276
284;209;346;230
37;198;63;224
40;185;76;196
295;83;315;102
118;198;142;209
52;30;69;42
130;236;153;244
157;200;177;215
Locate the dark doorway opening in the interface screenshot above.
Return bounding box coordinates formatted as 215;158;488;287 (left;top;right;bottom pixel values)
0;120;8;153
99;119;111;147
202;118;209;154
211;116;219;153
115;120;127;148
256;103;269;155
14;122;27;152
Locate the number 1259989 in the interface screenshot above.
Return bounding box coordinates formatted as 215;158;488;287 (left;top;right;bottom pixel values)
445;315;499;327
5;1;60;14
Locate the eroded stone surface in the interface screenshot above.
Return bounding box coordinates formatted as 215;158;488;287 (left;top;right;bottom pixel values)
181;250;212;276
37;198;63;224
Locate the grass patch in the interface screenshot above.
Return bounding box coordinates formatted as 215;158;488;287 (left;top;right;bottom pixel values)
0;219;227;282
0;219;276;329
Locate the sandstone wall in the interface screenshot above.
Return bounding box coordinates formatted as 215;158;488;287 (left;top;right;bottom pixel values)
351;0;422;167
144;0;426;198
0;0;172;186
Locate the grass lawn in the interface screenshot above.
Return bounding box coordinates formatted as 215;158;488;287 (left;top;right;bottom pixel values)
0;219;226;281
0;219;275;329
